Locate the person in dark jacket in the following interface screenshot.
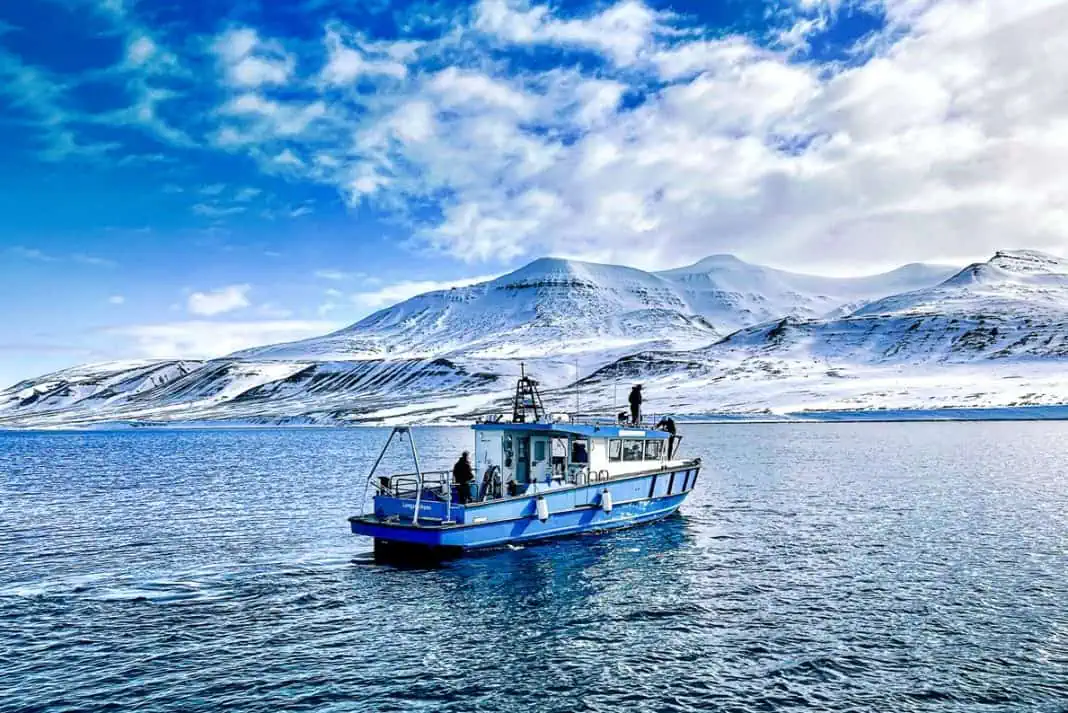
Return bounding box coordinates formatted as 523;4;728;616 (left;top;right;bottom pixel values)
453;451;475;504
656;416;677;458
628;384;642;425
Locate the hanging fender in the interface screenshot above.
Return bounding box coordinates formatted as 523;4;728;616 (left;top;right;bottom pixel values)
536;496;549;522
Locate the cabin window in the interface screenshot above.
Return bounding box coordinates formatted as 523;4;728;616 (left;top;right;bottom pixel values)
645;440;664;460
533;440;546;462
622;439;643;461
571;439;589;464
609;439;622;461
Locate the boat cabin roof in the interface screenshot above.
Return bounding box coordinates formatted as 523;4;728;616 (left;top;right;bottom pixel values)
472;422;670;440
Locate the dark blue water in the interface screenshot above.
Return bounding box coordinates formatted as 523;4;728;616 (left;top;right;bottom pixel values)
2;423;1066;712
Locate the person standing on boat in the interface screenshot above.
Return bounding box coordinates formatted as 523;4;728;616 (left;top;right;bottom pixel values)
453;451;475;504
629;384;643;425
656;416;677;458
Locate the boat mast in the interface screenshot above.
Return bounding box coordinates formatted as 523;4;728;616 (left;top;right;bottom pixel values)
512;362;546;423
408;428;426;526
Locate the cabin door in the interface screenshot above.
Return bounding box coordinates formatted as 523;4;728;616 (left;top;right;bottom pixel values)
516;437;531;484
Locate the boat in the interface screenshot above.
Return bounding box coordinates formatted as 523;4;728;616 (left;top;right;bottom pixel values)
349;370;701;559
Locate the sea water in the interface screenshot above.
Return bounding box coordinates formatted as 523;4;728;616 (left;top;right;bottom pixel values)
1;423;1066;712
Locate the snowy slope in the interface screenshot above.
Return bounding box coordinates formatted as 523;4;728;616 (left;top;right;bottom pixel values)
576;250;1068;416
234;257;720;362
0;361;203;416
711;250;1068;363
0;358;507;428
657;254;957;333
234;254;955;361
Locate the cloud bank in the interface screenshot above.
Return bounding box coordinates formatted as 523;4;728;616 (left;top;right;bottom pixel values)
211;0;1068;270
7;0;1068;273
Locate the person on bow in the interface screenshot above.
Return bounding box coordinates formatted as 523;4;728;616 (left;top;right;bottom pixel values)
656;416;677;458
453;451;475;504
628;384;643;425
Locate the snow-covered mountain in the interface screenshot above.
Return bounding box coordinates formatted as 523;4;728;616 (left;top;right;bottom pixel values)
657;254;957;333
234;257;720;361
0;358;505;428
5;250;1036;429
234;254;957;361
706;250;1068;362
577;250;1068;416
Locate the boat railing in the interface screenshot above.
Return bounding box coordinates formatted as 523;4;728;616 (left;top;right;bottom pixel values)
377;471;451;500
361;426;450;526
564;468;612;486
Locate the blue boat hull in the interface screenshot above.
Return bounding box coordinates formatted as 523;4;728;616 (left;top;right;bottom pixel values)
350;464;699;555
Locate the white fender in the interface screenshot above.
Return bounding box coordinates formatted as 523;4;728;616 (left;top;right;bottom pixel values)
601;488;613;514
536;496;549;522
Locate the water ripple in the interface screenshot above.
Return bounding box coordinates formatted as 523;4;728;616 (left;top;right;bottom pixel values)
2;423;1068;712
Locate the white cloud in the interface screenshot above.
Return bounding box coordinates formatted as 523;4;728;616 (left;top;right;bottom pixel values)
187;284;252;316
8;246;116;267
321;26;411;84
0;49;111;161
315;269;359;281
8;246;56;262
256;303;293;318
126;35;157;65
192;203;246;217
108;295;126;305
352;274;500;309
72;253;117;268
776;14;829;53
110;320;340;359
213;28;294;88
474;0;662;65
428;68;536;115
271;148;304;168
215;93;327;146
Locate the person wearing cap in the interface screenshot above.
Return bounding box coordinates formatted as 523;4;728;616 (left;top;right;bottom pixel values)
453;450;475;504
628;384;643;425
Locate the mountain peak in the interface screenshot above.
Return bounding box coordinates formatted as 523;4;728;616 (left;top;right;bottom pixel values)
496;256;660;287
988;249;1068;273
504;256;585;278
662;254;751;274
693;253;747;266
939;249;1068;288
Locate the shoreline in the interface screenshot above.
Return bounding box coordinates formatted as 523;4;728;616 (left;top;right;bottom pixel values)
678;404;1068;424
4;404;1068;431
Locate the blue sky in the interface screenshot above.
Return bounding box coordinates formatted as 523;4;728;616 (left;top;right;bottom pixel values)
1;0;1065;386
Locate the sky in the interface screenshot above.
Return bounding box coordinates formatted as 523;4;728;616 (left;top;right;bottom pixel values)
1;0;1067;387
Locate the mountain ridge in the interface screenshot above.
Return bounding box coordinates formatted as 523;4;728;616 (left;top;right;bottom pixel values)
5;249;1066;428
234;253;958;361
574;249;1068;417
